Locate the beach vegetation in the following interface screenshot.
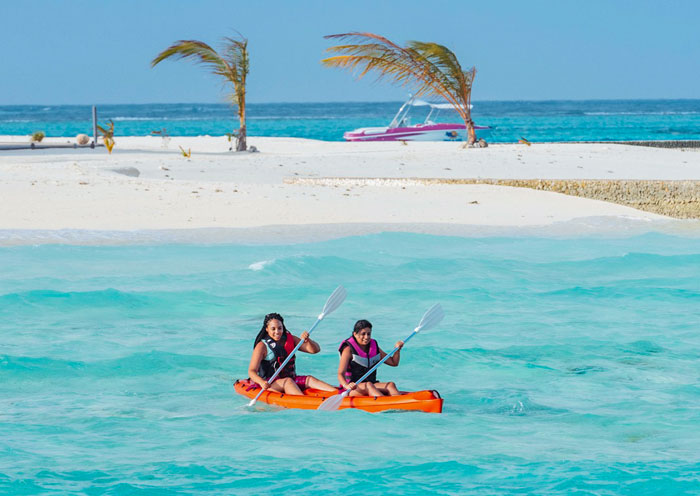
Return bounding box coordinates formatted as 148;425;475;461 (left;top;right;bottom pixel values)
225;131;236;151
152;128;171;148
179;145;192;158
151;34;249;152
323;33;478;145
31;131;45;143
96;120;115;154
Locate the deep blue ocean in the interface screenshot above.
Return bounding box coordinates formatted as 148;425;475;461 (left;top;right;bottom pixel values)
1;99;700;142
1;232;699;494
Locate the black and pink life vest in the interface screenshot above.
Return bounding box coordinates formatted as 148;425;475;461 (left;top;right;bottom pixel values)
258;331;296;380
339;336;381;384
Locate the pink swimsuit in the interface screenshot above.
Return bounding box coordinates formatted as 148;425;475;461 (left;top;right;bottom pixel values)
293;375;308;388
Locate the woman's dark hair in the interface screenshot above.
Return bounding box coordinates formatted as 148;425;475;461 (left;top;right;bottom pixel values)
254;313;289;347
353;319;372;334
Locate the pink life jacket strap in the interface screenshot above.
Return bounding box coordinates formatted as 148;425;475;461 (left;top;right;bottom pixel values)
339;336;378;358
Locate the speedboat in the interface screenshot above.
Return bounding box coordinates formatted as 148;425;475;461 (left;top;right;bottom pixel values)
344;96;491;142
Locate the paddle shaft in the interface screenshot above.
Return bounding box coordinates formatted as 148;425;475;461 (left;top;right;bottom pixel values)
249;317;323;404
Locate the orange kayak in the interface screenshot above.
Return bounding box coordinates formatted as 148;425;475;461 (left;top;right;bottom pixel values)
234;379;443;413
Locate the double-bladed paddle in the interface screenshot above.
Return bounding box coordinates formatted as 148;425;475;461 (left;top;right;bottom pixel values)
248;285;347;407
317;303;444;411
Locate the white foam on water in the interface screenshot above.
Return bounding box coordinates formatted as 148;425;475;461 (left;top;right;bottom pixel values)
248;259;275;271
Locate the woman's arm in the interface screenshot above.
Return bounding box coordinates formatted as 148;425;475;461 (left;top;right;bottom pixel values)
248;342;270;388
294;331;321;354
337;346;356;390
381;341;404;367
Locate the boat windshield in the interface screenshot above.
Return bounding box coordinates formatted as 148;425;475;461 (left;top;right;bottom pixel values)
388;97;470;128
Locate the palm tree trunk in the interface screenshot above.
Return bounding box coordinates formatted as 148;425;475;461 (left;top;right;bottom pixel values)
236;94;247;151
467;119;477;145
236;124;247;151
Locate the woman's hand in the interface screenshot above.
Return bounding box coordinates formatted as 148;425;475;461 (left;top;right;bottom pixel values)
346;382;357;391
298;331;320;353
261;381;271;390
395;340;404;350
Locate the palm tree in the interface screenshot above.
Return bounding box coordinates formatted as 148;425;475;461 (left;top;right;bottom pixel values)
152;35;249;151
322;33;478;145
97;120;116;154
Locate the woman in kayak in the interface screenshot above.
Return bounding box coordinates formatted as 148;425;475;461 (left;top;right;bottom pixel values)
248;312;336;394
337;319;404;397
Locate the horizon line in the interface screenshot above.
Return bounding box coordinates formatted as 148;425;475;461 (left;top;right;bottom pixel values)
3;97;700;107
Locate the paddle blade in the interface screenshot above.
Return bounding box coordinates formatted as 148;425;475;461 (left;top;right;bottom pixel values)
317;392;346;411
416;303;444;332
320;285;347;318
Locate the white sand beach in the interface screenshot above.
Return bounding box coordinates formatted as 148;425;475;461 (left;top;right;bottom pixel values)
1;136;699;238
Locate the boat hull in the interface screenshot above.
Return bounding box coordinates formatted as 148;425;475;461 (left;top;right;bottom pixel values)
234;379;443;413
344;123;491;142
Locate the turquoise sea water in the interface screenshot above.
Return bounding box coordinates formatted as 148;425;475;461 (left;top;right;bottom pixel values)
1;100;700;142
1;232;700;494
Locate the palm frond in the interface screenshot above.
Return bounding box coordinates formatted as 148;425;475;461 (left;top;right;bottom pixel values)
96;120;115;138
409;42;462;77
152;33;250;150
151;40;234;81
221;36;249;85
323;32;478;144
322;33;437;96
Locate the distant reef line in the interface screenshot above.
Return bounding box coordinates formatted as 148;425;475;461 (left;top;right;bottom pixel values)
286;177;700;219
558;140;700;149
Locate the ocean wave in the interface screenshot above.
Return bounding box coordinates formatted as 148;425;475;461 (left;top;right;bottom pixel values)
0;354;86;375
0;351;227;378
0;288;239;318
286;255;380;278
539;251;700;269
248;115;337;121
0;288;149;309
540;285;700;299
248;259;275;271
567;365;606;375
110;116;222;122
584;111;700;116
6;460;698;495
621;340;666;355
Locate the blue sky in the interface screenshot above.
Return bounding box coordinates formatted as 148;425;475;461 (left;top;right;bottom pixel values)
3;0;699;104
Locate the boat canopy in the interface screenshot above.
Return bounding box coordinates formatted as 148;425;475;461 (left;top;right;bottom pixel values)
389;95;472;128
411;99;471;110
